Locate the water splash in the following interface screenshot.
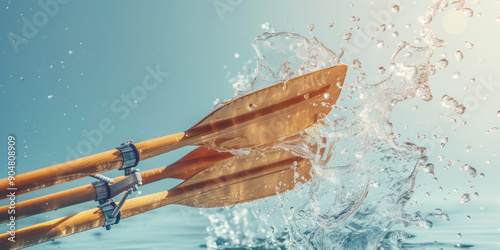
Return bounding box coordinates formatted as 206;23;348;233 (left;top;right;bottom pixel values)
202;0;477;249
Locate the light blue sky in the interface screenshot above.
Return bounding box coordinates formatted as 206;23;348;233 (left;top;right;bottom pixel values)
1;0;499;248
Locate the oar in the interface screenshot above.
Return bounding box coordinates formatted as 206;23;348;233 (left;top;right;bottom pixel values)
0;149;312;249
0;64;347;199
0;147;233;223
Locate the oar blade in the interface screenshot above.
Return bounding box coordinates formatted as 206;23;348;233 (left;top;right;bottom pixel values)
170;149;312;208
186;64;347;151
142;147;234;182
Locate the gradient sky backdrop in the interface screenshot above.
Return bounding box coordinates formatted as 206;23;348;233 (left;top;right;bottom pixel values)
1;0;499;248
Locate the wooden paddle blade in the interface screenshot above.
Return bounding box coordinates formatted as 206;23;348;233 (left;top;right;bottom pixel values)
170;149;312;208
186;64;347;151
140;147;234;182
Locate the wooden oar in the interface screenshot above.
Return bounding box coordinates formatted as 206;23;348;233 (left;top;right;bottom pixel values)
0;64;347;199
0;147;233;223
0;149;312;249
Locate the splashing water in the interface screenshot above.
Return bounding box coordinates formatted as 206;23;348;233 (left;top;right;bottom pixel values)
441;94;466;114
202;0;488;249
460;164;477;178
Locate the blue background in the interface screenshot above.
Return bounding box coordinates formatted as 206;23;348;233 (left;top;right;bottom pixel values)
1;0;499;249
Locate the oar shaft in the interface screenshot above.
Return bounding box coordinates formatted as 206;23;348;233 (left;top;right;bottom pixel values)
0;132;187;199
0;148;233;223
0;190;176;249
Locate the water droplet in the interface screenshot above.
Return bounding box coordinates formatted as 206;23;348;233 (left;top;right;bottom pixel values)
68;50;73;54
378;24;386;31
248;103;257;111
441;95;466;114
48;95;53;99
465;41;474;49
213;98;220;105
452;0;465;10
460;194;471;203
378;67;386;74
497;14;500;23
392;31;399;37
308;24;315;31
457;232;463;238
460;164;477;177
465;146;473;152
343;33;352;41
352;59;362;69
294;172;300;179
418;15;431;25
455;50;463;61
328;22;334;27
234;53;240;58
440;137;449;148
376;40;384;48
20;76;24;81
497;110;500;117
323;93;331;100
436;59;448;69
350;16;358;22
424;163;435;175
392;5;400;13
463;8;473;17
452;72;461;79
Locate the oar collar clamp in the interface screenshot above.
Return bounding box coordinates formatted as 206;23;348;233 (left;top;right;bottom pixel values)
117;140;140;174
90;140;142;230
98;199;121;230
92;170;142;230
